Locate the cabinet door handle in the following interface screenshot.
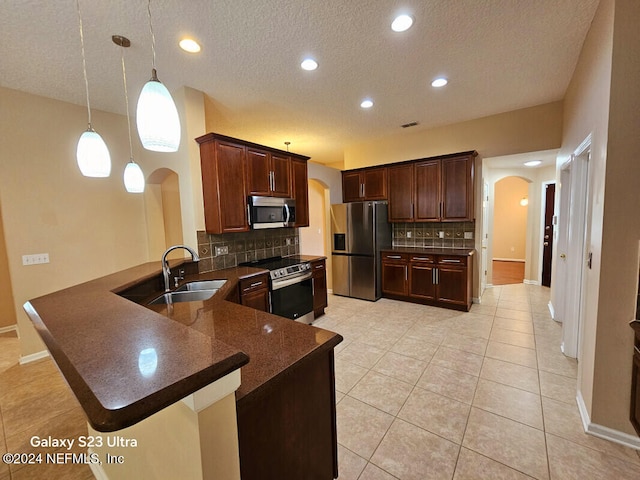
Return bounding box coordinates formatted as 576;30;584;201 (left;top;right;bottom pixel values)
315;264;324;269
247;204;252;225
387;255;402;259
412;257;430;261
435;268;439;284
439;202;443;218
250;281;263;287
440;259;461;263
432;268;435;284
360;183;364;198
270;171;275;191
405;265;408;281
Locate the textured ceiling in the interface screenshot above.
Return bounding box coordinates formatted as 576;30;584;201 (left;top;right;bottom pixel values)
0;0;599;164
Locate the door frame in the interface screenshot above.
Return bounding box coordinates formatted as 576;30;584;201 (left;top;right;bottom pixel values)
558;135;591;359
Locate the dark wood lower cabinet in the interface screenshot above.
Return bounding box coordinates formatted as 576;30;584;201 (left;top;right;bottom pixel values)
382;250;473;311
235;273;270;311
312;259;328;318
236;348;339;480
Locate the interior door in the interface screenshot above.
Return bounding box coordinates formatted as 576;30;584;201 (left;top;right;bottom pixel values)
541;183;556;287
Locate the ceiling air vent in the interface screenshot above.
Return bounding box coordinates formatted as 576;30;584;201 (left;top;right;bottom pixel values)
401;121;419;128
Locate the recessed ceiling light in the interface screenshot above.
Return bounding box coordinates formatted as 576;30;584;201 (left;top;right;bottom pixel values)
431;77;448;87
301;58;318;71
524;160;542;167
391;14;414;32
360;99;374;109
179;38;201;53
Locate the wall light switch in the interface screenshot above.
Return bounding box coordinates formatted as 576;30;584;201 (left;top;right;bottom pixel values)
22;253;50;265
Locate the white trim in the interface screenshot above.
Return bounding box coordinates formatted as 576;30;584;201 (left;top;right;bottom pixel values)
327;288;333;294
88;456;109;480
472;297;481;304
492;258;525;263
0;324;17;334
548;301;556;320
523;279;540;286
19;350;50;365
576;391;640;450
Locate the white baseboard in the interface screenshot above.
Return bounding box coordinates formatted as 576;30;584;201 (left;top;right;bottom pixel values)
327;288;333;294
0;324;18;334
576;390;640;450
19;350;50;365
548;301;556;320
472;297;481;304
523;279;540;286
492;258;525;263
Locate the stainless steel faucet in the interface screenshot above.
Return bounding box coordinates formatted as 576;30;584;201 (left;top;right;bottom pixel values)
161;245;200;292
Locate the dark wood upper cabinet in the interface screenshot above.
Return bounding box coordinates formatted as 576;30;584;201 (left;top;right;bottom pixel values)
197;132;309;233
291;158;309;227
199;138;249;234
246;149;291;198
386;152;476;223
387;164;414;222
441;155;474;221
342;167;387;202
415;160;441;221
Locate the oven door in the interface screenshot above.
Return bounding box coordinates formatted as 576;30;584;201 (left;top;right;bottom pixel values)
270;272;314;324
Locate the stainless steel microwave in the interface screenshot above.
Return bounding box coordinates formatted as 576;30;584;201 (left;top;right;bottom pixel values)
248;196;296;229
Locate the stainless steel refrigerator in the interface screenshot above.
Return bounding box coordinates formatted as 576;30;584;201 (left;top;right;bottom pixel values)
331;201;392;301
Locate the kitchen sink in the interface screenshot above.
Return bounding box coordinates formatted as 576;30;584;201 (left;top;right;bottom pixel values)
148;289;217;305
175;280;227;292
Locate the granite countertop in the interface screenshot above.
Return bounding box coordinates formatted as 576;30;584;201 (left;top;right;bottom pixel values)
382;246;476;256
24;255;340;432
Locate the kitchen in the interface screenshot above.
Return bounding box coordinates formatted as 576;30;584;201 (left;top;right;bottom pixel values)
2;1;640;479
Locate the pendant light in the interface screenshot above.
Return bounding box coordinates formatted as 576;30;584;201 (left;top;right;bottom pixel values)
75;0;111;177
113;35;145;193
136;0;181;152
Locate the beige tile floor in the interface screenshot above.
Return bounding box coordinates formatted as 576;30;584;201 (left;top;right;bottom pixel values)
1;283;639;479
0;331;93;480
314;283;640;480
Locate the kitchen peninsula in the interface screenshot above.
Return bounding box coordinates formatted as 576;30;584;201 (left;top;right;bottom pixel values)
23;257;342;480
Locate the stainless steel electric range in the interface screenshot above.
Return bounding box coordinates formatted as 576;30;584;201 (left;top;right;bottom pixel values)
240;256;314;324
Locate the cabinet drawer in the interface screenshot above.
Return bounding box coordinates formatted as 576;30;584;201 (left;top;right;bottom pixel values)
410;254;435;264
239;273;269;293
437;256;467;266
381;252;408;262
311;261;326;273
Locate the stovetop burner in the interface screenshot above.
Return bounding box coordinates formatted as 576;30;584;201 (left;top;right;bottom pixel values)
240;256;310;281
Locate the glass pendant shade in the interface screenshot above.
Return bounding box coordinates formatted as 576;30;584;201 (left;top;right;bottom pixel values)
77;128;111;177
124;161;145;193
136;71;181;152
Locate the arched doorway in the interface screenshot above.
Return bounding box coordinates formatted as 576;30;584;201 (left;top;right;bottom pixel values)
145;168;184;261
492;176;529;285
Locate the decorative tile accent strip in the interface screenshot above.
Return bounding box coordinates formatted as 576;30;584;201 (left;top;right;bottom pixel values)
393;222;475;249
197;228;300;273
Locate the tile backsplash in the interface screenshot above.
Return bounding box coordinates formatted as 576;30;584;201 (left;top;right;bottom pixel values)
197;229;300;273
392;222;475;249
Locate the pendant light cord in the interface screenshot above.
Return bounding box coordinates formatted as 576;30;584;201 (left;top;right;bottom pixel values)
120;49;134;162
147;0;157;72
76;0;92;127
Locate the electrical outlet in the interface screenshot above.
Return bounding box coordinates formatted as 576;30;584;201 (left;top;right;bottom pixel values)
215;246;229;256
22;253;50;265
286;238;292;246
464;232;473;239
438;231;445;239
406;231;412;238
